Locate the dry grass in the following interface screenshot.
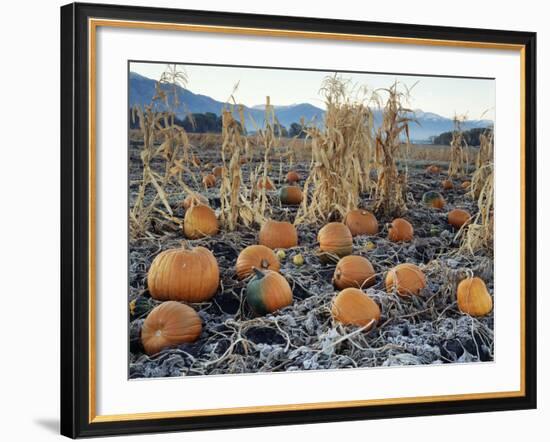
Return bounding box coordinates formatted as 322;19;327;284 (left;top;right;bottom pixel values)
295;75;376;224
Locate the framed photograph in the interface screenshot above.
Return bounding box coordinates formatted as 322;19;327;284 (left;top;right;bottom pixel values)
60;2;537;438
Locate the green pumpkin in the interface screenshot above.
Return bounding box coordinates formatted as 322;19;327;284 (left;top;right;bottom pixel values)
246;268;293;315
422;191;445;209
129;296;154;319
278;186;303;205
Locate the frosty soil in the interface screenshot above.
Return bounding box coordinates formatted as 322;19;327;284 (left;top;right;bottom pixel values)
128;141;493;379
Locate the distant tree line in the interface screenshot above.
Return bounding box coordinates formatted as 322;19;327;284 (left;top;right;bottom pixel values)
432;127;493;147
130;109;315;138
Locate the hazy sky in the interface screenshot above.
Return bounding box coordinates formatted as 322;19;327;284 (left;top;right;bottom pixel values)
130;61;495;120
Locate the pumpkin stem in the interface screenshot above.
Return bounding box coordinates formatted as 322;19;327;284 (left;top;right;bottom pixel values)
251;266;266;279
260;259;270;269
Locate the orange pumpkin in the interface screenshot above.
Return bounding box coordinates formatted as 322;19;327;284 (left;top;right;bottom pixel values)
147;246;219;302
426;165;441;174
344;209;378;236
422;191;445;209
461;180;471;190
259;220;298;249
212;166;225;178
387;218;414;242
246;268;293;315
257;176;275;190
202;174;216;188
286;171;300;183
332;288;381;327
318;222;353;258
457;277;493;317
236;245;280;280
441;179;454;190
182;193;208;210
333;255;376;290
279;186;303;205
184;204;218;239
448;209;471;228
141;301;202;355
385;263;426;296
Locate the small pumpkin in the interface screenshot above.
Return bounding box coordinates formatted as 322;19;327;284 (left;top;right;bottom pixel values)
318;222;353;258
385;263;426;296
182;193;208;210
343;209;378;236
235;245;280;280
448;209;471;228
184;204;218;239
259;220;298;249
148;246;219;302
129;296;154;319
457;277;493;316
286;171;300;183
331;288;381;328
426;165;441;174
246;268;293;315
441;179;454;190
461;180;471;189
387;218;414;242
202;174;216;188
212;166;225;178
333;255;376;290
422;191;445;209
279;186;303;205
293;254;304;266
257;176;275;190
141;301;202;355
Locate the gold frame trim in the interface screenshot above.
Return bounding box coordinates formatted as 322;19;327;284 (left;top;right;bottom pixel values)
88;18;527;424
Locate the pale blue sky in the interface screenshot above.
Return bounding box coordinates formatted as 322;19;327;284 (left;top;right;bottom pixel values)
130;61;495;120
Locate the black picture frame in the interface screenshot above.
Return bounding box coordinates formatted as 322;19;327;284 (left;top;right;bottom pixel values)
60;2;537;438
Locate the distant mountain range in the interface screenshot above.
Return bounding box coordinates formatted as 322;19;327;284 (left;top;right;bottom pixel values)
129;71;492;142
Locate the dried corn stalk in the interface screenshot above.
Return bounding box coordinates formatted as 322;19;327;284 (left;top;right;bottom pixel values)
373;81;414;217
447;115;469;178
296;75;375;224
130;65;196;238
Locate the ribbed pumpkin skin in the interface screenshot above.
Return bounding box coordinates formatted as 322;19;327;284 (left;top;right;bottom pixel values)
448;209;471;228
441;179;454;190
422;191;445;209
344;209;378;236
202;174;216;188
184;204;218;239
318;223;353;257
148;247;219;302
332;288;380;327
182;194;208;210
141;301;202;355
246;269;293;315
426;165;441;174
388;218;414;242
236;245;280;280
457;277;493;316
259;220;298;249
333;255;376;289
385;263;426;296
279;186;303;205
286;171;300;183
